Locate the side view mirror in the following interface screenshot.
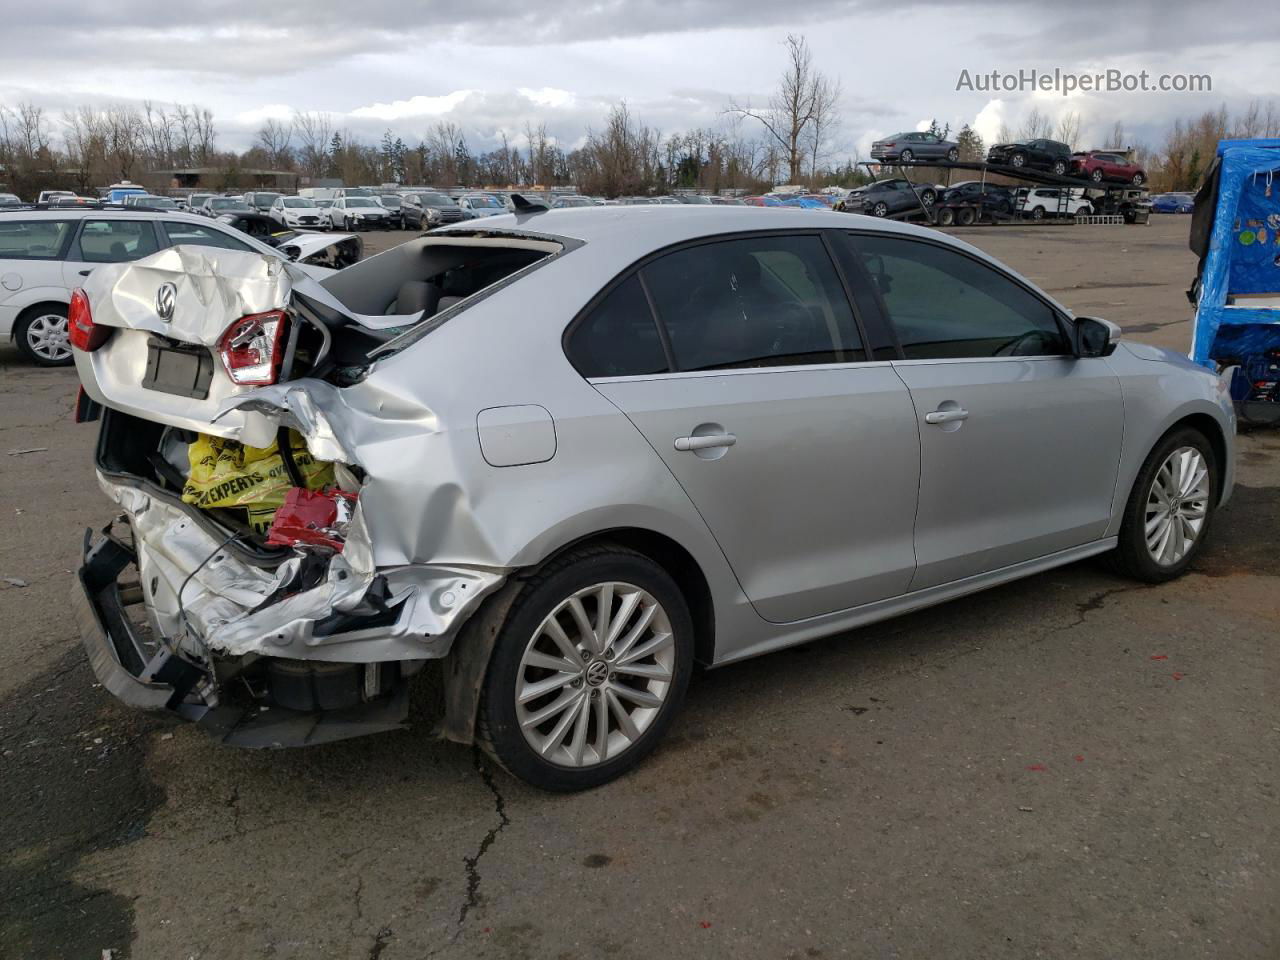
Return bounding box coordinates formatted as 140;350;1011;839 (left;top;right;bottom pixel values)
1073;316;1119;358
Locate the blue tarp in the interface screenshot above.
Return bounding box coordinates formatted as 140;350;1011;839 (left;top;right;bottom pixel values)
1191;139;1280;367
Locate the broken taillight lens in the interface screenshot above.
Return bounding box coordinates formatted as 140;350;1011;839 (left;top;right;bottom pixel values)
217;310;288;385
67;288;110;352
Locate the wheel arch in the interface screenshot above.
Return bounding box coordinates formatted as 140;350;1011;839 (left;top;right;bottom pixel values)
1166;412;1230;503
9;294;71;340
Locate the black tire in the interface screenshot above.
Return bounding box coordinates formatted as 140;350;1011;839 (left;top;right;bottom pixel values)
476;544;695;791
920;188;937;205
1030;206;1045;221
1108;427;1218;583
14;304;72;366
1132;172;1145;186
1091;168;1105;183
936;207;955;226
946;147;959;162
957;206;977;226
1052;159;1067;175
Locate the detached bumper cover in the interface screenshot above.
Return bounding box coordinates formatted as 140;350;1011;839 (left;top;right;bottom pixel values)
75;526;411;747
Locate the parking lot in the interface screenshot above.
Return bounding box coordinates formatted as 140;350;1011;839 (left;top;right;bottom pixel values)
1;215;1276;959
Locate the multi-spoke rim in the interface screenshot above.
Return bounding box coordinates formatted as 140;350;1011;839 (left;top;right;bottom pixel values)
1145;446;1210;566
516;581;675;769
26;313;71;361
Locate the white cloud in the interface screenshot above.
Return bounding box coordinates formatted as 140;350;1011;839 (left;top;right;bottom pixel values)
234;103;296;125
973;99;1008;144
517;87;577;109
350;90;477;120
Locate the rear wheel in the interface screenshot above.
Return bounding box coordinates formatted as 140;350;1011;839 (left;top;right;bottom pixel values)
936;207;955;226
476;545;695;791
946;147;959;162
1052;159;1067;175
900;149;915;162
872;201;889;217
957;206;977;226
1132;172;1145;186
1091;168;1105;183
14;305;72;366
1109;428;1217;582
1009;152;1027;168
1030;205;1046;221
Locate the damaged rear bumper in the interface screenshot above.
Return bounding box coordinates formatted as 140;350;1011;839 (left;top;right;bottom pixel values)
75;526;412;746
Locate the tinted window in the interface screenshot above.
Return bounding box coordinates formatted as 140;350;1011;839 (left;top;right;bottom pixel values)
76;221;160;263
852;235;1068;359
643;235;865;371
565;274;667;378
0;220;72;259
162;221;253;252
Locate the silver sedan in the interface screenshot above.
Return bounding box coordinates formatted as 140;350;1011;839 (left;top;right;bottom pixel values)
70;207;1234;791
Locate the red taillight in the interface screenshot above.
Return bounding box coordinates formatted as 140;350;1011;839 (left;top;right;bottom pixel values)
67;288;109;352
217;310;288;385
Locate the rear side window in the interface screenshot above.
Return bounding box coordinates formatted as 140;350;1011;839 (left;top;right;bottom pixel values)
852;235;1069;360
162;221;253;252
565;274;668;378
642;234;865;371
76;221;160;263
0;220;72;260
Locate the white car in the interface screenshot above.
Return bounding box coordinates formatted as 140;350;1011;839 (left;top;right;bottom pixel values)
0;209;339;366
325;196;391;231
269;196;326;229
1017;187;1094;220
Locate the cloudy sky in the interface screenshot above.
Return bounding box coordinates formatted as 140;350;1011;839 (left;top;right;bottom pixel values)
2;0;1277;160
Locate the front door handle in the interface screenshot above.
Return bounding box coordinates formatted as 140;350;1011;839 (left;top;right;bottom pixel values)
674;433;737;452
924;408;969;424
79;269;92;276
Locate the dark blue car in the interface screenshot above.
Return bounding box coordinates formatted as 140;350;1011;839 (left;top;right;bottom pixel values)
1152;193;1195;213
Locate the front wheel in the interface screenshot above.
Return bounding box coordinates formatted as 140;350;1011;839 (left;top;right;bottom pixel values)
1132;172;1145;186
946;147;959;162
1052;159;1067;175
1109;428;1218;582
14;305;72;366
936;207;956;226
476;545;695;791
1030;206;1045;221
872;201;889;217
1010;153;1026;167
899;149;915;162
1091;168;1105;183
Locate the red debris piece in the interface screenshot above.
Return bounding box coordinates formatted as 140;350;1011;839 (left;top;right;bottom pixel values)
1172;672;1184;681
699;921;713;929
1074;755;1085;763
1150;654;1168;661
1026;764;1047;772
266;487;357;551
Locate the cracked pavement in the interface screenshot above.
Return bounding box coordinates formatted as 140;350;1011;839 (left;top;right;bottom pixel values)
1;218;1277;959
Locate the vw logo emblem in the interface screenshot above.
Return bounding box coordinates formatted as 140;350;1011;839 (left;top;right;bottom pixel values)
585;661;610;687
155;282;177;322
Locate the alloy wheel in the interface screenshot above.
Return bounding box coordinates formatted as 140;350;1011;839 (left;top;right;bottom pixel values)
25;312;71;362
1144;446;1210;566
515;581;675;768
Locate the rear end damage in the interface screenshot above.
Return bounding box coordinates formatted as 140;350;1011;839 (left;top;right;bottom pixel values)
70;238;565;745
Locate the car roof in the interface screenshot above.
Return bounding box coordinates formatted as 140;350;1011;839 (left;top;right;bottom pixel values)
0;208;218;224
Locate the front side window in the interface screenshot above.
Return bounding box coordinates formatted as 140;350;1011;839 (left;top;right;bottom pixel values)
162;221;253;252
0;220;72;259
76;221;160;263
565;274;668;378
642;234;865;371
851;235;1069;360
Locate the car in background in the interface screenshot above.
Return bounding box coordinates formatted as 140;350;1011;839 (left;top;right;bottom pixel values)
104;182;149;205
269;196;325;229
215;211;363;268
741;195;785;206
37;190;78;205
1071;151;1146;185
552;195;598;209
1014;187;1093;220
69;206;1235;791
242;192;283;215
871;131;961;163
187;193;214;214
673;195;713;205
122;195;180;211
1152;193;1195;214
458;194;507;218
325;196;391;230
930;183;1016;225
200;196;251;217
708;196;744;205
401;191;465;229
860;179;939;218
779;195;831;210
374;194;406;229
619;197;658;205
0;209;349;366
987;139;1072;175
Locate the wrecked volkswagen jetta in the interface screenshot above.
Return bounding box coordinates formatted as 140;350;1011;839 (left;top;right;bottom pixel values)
72;206;1234;791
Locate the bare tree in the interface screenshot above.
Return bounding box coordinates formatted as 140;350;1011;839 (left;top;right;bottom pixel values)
141;101;175;168
806;73;842;181
256;117;294;170
294;111;333;179
1019;106;1052;140
727;34;831;183
103;105;142;180
1055;110;1081;149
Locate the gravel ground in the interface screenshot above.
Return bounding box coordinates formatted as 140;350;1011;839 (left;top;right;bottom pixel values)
1;215;1276;960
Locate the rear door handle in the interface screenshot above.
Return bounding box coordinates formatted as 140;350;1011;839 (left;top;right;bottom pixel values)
924;408;969;424
674;433;737;452
79;269;92;276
